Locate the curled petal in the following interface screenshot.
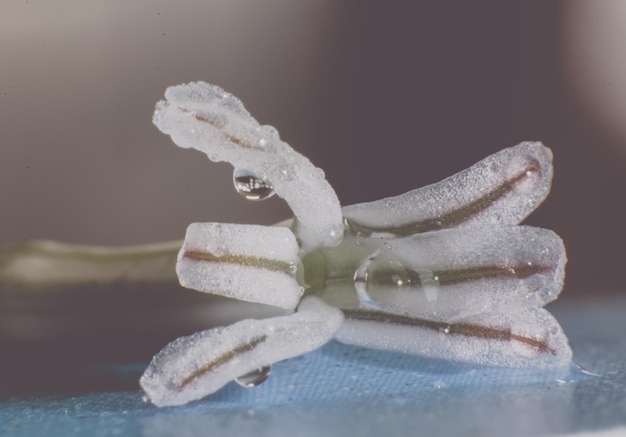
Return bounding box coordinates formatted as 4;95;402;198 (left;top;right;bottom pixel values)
153;82;343;252
140;296;344;407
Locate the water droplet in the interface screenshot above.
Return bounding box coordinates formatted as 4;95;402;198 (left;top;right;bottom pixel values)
326;228;344;247
233;168;275;201
354;251;382;309
353;249;440;308
235;366;272;388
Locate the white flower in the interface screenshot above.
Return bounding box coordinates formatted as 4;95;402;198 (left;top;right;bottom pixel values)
141;82;571;407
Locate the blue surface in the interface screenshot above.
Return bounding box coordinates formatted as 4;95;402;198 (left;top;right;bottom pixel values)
2;299;626;437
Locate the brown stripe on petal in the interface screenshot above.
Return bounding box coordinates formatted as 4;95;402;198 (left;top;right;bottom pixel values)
178;335;267;389
178;105;264;151
343;309;555;355
183;251;294;276
346;159;541;236
366;262;553;293
432;262;553;286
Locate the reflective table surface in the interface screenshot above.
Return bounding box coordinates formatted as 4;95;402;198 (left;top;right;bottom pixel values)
1;298;625;437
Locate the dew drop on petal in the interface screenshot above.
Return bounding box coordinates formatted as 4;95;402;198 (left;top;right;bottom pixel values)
233;168;275;201
235;365;272;388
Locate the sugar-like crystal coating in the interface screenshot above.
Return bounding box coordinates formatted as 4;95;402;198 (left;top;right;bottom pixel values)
177;222;302;310
153;82;343;252
343;142;553;236
140;296;344;407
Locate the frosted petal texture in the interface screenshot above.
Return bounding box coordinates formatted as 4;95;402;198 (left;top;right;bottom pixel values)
177;223;302;310
343;142;553;236
153;82;343;252
148;80;572;405
140;297;344;407
335;308;571;368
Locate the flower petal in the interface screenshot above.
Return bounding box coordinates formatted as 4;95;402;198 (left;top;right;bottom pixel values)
140;296;344;407
336;307;571;368
153;82;343;252
308;225;566;319
177;223;302;310
343;142;553;236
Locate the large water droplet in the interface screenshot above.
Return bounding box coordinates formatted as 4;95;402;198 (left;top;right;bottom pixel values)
353;247;441;310
235;366;272;388
233;168;275;201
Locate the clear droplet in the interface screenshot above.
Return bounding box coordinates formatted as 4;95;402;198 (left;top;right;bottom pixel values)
354;248;441;307
233;168;275;201
354;250;382;309
235;366;272;388
325;227;344;247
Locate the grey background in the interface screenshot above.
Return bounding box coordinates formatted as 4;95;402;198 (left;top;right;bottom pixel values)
2;1;625;297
